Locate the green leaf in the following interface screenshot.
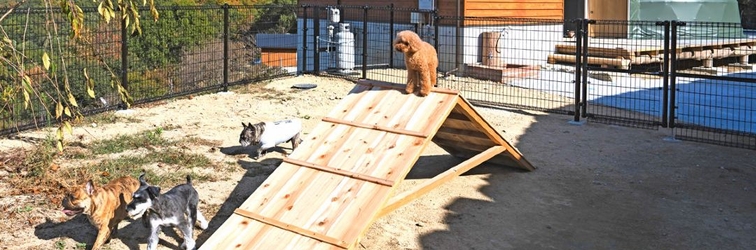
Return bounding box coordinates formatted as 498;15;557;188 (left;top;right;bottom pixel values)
55;102;63;118
68;93;78;107
56;140;63;152
42;52;51;70
84;69;96;98
64;107;71;117
56;127;63;140
87;81;95;98
21;76;32;109
22;75;33;92
98;2;104;16
22;90;30;109
64;121;73;135
117;84;133;108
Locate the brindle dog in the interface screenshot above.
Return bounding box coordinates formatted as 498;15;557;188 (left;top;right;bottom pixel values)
61;176;140;250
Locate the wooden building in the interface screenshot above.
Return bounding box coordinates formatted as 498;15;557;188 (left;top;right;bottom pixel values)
256;33;298;69
299;0;564;24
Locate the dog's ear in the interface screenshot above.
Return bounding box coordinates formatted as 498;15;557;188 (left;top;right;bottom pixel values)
147;186;161;199
242;122;247;128
138;173;147;184
407;37;421;52
85;180;95;195
118;193;127;203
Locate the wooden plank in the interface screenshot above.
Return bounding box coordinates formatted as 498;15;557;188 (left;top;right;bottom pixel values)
274;134;381;233
432;137;493;152
416;94;461;137
434;129;497;147
199;214;265;249
455;97;536;171
548;54;631;69
322;117;428;138
436;144;519;167
282;158;395;187
377;146;507;218
555;44;634;59
341;88;391;122
356;79;460;95
359;90;415;130
234;208;350;249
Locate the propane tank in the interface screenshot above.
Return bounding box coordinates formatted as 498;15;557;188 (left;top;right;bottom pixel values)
335;23;354;71
327;7;340;23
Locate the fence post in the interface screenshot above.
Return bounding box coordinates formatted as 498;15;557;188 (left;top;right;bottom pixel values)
433;10;439;50
301;5;309;75
313;6;320;75
669;21;684;129
362;6;369;79
222;4;229;92
389;4;394;68
658;20;670;128
580;19;593;118
572;18;583;122
120;11;128;109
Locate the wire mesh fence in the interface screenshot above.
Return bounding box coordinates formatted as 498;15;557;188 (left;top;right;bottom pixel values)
0;5;298;136
668;21;756;148
2;4;755;149
300;5;756;149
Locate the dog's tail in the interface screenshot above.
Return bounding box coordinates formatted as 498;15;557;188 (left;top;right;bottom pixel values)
186;175;192;185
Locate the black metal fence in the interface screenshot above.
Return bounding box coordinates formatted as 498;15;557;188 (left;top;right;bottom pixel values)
0;5;298;135
300;5;756;149
3;4;755;150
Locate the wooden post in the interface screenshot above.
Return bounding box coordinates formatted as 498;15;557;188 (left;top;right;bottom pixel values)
481;31;506;68
703;58;714;68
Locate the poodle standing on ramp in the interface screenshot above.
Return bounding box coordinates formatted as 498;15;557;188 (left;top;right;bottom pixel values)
393;30;439;97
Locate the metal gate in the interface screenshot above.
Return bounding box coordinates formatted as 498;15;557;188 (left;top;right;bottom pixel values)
573;19;671;129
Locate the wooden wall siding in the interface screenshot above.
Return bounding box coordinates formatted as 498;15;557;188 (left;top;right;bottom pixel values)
466;0;563;19
437;0;464;17
299;0;415;9
260;50;297;68
299;0;337;5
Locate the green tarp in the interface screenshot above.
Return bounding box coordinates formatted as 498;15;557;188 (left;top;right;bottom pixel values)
628;0;745;39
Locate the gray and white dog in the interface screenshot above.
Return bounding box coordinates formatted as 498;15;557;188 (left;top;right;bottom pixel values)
126;173;208;250
239;118;303;159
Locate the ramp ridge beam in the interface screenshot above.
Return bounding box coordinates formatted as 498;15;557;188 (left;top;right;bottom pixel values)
233;208;349;249
283;158;395;187
355;79;460;95
322;117;428;138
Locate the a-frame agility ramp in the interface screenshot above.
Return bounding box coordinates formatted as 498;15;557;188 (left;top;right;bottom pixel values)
200;79;535;249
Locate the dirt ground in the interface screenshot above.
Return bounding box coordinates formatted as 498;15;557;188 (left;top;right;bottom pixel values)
0;74;754;250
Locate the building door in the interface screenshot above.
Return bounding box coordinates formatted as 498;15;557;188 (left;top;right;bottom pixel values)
588;0;628;38
564;0;586;37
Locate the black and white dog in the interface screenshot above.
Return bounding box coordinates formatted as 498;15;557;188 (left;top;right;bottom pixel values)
239;118;303;159
126;173;208;250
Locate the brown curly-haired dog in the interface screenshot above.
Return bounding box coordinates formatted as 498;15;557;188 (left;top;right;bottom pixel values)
393;30;438;96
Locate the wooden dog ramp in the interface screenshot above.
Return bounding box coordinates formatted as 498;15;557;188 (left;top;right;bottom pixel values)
200;79;534;250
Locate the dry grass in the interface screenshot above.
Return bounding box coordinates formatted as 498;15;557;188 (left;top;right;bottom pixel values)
0;127;226;212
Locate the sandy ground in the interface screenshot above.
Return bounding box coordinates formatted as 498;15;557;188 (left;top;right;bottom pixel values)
0;74;755;250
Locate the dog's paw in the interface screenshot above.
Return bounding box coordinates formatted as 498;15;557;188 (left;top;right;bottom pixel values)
199;220;209;230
